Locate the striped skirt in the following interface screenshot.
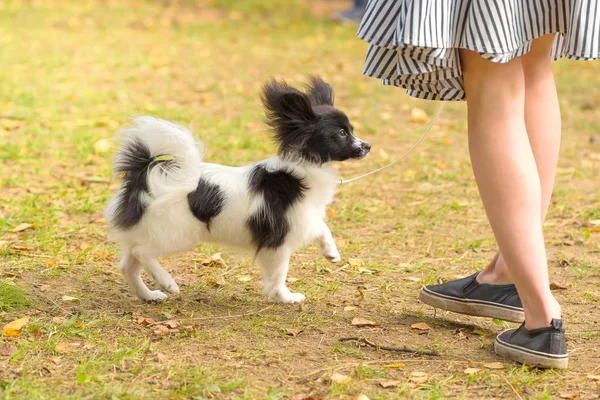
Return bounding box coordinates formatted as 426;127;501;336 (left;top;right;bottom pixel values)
357;0;600;101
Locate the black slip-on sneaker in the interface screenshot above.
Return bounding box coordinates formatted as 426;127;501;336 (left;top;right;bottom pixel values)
494;318;568;369
419;272;524;322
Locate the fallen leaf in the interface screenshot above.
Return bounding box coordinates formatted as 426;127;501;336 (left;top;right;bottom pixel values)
384;363;406;369
348;258;364;267
208;278;227;287
410;371;429;384
330;372;350;384
356;395;370;400
0;118;23;130
351;317;379;327
334;237;346;247
281;328;302;337
52;317;66;325
587;375;600;381
404;277;421;282
463;368;482;375
343;306;357;311
550;281;568;290
327;207;335;218
0;343;18;357
237;276;252;283
55;341;81;353
357;287;365;300
410;108;428;123
379;380;401;388
357;267;373;274
93;139;112;154
11;223;33;233
559;393;580;399
162;320;180;329
483;362;505;370
136;316;156;326
48;356;61;364
2;318;29;337
590;219;600;226
153;325;170;335
411;322;432;331
472;329;488;336
563;240;575;246
61;295;79;302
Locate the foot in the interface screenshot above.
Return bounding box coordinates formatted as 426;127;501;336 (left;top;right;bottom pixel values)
419;272;524;322
321;249;341;263
264;285;306;303
158;279;180;294
494;319;568;369
138;290;168;302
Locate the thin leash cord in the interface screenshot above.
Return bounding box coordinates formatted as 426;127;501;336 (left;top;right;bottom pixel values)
337;102;445;186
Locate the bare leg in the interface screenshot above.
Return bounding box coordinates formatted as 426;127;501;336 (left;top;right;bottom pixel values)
460;48;561;329
477;34;562;286
318;221;341;263
258;248;305;303
119;248;168;302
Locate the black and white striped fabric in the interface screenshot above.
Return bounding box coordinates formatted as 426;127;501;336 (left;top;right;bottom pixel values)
357;0;600;101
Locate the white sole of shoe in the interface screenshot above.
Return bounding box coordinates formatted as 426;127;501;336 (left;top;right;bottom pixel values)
419;287;525;323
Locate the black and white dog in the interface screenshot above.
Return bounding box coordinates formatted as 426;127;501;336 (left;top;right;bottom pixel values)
104;77;370;303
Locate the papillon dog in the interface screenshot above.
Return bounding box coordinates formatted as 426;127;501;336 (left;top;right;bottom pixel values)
104;77;370;303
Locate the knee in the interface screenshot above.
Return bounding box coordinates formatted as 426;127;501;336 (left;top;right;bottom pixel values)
522;34;556;76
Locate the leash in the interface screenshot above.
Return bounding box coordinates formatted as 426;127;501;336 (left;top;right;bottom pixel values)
337;103;445;186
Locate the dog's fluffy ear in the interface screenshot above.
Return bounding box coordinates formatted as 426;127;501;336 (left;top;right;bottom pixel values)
261;79;316;149
306;76;334;106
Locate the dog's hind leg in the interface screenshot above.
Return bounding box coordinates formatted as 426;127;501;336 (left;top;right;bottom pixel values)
132;248;180;295
257;248;305;303
317;221;341;263
119;248;168;302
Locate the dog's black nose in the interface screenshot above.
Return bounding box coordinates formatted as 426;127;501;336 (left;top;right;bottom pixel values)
362;142;371;151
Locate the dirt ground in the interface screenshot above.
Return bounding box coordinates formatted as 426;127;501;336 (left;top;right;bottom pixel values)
1;1;599;399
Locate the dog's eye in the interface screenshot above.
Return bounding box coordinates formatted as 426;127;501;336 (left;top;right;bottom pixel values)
339;129;347;137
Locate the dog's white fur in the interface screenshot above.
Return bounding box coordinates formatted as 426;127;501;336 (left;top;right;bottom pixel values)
105;117;342;303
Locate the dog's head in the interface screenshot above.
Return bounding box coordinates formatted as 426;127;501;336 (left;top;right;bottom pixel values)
261;77;370;164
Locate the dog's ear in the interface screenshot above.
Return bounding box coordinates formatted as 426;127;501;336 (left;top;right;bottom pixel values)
261;79;315;122
306;76;334;106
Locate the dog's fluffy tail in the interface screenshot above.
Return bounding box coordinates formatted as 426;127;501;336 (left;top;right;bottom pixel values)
106;117;204;230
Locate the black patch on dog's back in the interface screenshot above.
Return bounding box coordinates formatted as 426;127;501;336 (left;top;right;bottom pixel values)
247;165;307;253
187;178;225;231
114;138;154;229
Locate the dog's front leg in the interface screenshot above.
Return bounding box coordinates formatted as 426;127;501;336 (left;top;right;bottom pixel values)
318;221;341;263
257;248;305;303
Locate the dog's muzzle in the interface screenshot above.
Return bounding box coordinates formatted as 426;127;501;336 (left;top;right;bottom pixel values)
352;141;371;159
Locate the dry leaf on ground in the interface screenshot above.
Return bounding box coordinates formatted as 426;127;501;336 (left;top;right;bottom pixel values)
379;380;401;388
464;368;482;374
483;362;505;370
587;375;600;381
348;258;364;267
281;328;302;337
2;317;29;337
559;393;580;399
11;223;33;232
550;281;568;290
411;322;432;331
410;371;429;384
351;317;379;327
61;295;79;302
55;341;82;353
0;343;18;357
356;394;370;400
330;372;350;384
343;306;357;311
384;363;406;369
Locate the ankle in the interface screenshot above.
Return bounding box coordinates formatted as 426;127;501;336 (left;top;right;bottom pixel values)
477;254;513;284
524;297;562;330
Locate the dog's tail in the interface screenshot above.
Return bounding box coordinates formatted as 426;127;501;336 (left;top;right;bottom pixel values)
106;117;204;230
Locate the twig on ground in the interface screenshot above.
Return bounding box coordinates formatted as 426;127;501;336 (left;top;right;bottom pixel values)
339;337;439;356
503;375;524;400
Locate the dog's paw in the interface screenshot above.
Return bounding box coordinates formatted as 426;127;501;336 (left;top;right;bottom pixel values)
324;252;341;263
161;281;180;294
274;291;306;304
139;290;168;302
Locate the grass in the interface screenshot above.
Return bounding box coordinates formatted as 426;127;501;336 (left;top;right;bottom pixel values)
0;0;599;399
